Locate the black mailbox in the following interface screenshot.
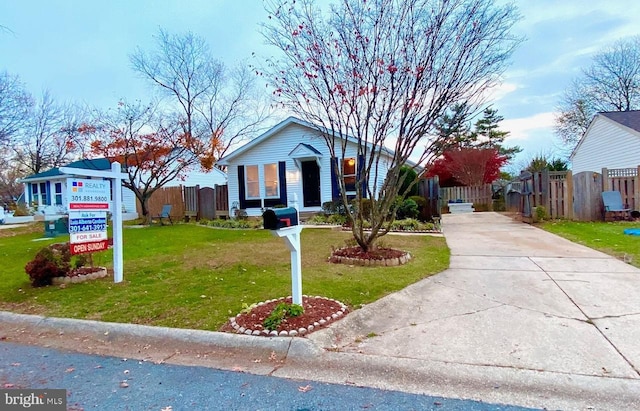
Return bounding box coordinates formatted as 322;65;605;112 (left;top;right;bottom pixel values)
263;207;298;230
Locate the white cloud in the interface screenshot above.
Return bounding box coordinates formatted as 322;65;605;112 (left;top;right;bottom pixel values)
502;112;556;142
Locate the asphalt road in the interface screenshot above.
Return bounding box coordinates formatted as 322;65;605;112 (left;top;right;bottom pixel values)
0;342;538;411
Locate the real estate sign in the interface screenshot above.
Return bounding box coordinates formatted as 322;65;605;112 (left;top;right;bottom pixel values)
68;211;108;255
66;178;110;210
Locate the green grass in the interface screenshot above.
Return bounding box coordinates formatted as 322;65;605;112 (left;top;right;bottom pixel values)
541;220;640;268
0;223;449;331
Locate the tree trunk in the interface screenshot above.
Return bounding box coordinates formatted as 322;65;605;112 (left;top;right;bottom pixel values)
138;195;152;225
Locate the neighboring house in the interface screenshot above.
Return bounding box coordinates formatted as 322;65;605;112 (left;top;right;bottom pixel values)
20;158;139;221
159;165;227;189
571;111;640;174
217;116;395;217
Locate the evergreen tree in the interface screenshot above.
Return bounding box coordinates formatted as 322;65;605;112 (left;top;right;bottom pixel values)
471;107;521;160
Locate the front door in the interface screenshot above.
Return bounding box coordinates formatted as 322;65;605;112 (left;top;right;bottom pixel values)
301;160;321;207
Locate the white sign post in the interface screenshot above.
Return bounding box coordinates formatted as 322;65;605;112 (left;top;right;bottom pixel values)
60;162;127;283
270;194;303;305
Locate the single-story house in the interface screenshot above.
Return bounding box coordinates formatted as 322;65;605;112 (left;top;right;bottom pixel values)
217;116;396;217
20;158;139;221
570;111;640;173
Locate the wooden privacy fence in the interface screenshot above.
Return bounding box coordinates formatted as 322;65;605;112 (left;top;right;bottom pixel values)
519;166;639;221
602;166;640;212
137;184;229;220
439;184;492;212
518;170;573;220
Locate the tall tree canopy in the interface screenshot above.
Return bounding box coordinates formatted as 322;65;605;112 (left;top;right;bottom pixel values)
556;36;640;149
263;0;521;251
130;29;270;162
81;101;208;224
0;71;33;145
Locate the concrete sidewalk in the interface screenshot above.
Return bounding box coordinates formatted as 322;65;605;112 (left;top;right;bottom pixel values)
2;212;640;410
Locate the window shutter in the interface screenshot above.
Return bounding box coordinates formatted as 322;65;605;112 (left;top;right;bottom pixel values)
330;157;339;200
237;165;246;209
278;161;287;206
357;155;367;198
45;181;51;205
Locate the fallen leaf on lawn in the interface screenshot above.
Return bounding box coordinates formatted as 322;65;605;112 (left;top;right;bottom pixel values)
120;381;129;388
123;370;130;375
298;385;312;393
269;351;277;361
65;368;75;373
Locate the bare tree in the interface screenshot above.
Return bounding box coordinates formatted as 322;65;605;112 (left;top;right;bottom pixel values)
263;0;521;251
0;71;33;144
0;152;25;208
130;29;269;165
556;36;640;148
12;91;81;174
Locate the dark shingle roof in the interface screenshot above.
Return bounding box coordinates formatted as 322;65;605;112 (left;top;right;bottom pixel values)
600;110;640;133
21;158;112;182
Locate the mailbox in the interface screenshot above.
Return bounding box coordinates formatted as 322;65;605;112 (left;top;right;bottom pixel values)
263;207;298;230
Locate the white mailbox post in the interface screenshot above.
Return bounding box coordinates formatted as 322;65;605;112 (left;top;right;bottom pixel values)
265;195;303;305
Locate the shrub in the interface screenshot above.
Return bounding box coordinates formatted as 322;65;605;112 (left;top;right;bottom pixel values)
399;165;418;197
263;302;304;331
327;213;347;225
25;243;72;287
388;219;436;231
205;218;260;229
535;206;547;222
306;214;329;224
396;198;419;220
322;200;347;216
408;195;427;220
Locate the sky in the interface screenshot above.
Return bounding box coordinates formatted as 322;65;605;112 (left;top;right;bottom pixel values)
2;0;640;170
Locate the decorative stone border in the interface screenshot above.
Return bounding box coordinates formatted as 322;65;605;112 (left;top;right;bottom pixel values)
51;267;108;285
229;295;348;337
329;250;412;267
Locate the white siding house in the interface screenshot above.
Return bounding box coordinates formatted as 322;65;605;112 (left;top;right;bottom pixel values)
20;158;139;221
571;111;640;173
217;116;395;217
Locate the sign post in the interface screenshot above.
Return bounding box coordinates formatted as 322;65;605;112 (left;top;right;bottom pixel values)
60;162;127;283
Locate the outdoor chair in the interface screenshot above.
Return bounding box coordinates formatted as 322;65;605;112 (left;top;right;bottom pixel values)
157;204;173;225
602;191;631;221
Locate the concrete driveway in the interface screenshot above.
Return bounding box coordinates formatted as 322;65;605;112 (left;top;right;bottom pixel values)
308;212;640;409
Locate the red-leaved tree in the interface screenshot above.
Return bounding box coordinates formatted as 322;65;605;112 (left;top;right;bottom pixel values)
428;147;507;187
81;101;208;224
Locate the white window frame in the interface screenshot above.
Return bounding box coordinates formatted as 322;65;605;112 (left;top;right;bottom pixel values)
54;182;63;205
245;165;260;199
343;157;357;193
263;163;279;199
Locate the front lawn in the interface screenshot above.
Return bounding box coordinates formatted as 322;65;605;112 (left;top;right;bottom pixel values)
0;223;449;331
541;220;640;268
